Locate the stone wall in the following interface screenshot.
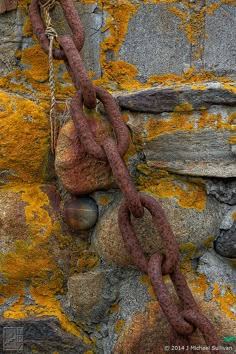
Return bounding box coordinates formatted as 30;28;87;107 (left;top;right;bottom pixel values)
0;1;235;353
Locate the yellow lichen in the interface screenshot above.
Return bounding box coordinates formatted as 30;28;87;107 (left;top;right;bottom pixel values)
21;45;49;82
0;185;91;343
229;136;236;145
0;91;49;184
188;273;209;295
138;166;206;211
179;242;197;260
146;108;234;143
140;275;156;300
115;319;126;334
77;252;99;273
212;286;236;320
203;236;215;249
98;195;111;205
110;303;120;314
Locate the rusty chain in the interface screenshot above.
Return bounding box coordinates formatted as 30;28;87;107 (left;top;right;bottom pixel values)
29;1;222;352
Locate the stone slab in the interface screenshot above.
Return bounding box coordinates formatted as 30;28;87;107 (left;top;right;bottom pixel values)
204;0;236;76
145;129;236;178
119;2;191;80
0;317;92;353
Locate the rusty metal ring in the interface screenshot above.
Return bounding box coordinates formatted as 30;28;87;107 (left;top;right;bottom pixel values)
182;309;221;353
148;253;194;336
169;327;191;353
57;0;85;52
71;87;130;159
118;194;179;274
170;265;198;311
104;138;144;219
71;91;107;161
95;86;130;158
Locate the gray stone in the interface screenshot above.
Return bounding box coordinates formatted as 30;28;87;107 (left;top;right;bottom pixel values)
93;192;223;267
215;207;236;258
145;129;236;177
66;271;116;325
0;9;19;75
206;179;236;205
119;2;191;79
103;270;153;354
204;0;236;77
197;250;236;292
0;317;93;353
116;83;236;113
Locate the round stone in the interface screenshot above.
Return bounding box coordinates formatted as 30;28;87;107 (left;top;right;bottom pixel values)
63;197;98;231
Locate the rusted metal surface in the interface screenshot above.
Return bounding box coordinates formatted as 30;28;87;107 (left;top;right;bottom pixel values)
59;35;96;109
30;1;222;351
63;198;98;231
104;137;144;219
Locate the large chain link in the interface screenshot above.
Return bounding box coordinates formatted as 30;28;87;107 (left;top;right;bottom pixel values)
29;1;222;352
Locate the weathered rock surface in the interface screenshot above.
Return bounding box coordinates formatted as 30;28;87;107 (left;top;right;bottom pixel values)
206;179;236;205
119;2;191;78
214;207;236;258
93;192;223;267
204;0;236;77
125;104;236;178
116;83;236;113
0;91;50;185
0;184;85;327
0;189;28;254
198;250;236;291
55;119;115;195
66;271;116;325
0;1;235;353
0;317;93;353
101;268;236;353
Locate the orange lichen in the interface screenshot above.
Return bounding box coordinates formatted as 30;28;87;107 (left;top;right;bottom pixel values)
146;108;234;143
146;112;194;141
0;185;91;343
76;252;99;273
110;303;120;314
138;165;206;211
98;195;111;205
0;91;49;184
169;1;220;45
229;136;236;145
21;45;49;82
23;17;33;36
188;273;209;296
179;242;197;261
212;286;236;320
140;275;156;300
115;319;126;334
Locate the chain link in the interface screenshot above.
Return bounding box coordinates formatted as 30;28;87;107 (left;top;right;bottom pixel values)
29;1;222;352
